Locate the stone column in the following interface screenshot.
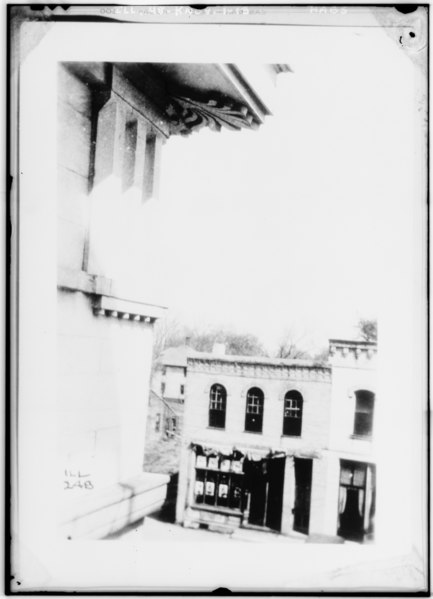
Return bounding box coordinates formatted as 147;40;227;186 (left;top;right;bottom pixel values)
93;96;126;186
176;445;198;527
241;491;251;526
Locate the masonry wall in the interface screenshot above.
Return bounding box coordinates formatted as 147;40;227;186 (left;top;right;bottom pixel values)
322;348;378;538
176;362;332;532
57;291;154;488
57;66;91;271
56;65;155;490
328;349;378;459
182;365;331;451
162;365;187;401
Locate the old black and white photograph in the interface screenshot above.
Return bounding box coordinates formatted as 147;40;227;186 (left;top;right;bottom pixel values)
9;3;428;593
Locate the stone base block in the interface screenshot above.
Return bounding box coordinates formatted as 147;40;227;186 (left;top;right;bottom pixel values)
60;471;169;539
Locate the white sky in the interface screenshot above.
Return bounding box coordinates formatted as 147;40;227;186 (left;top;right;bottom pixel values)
138;24;422;355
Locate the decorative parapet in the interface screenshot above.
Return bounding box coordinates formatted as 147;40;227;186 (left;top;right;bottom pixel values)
328;339;377;364
187;355;331;383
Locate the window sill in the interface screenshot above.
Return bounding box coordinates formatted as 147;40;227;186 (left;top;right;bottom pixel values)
281;434;302;439
350;434;372;441
243;430;263;435
191;504;242;516
196;467;244;475
207;426;226;431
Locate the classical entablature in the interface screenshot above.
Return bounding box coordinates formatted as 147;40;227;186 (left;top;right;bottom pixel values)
66;61;290;137
56;60;290;317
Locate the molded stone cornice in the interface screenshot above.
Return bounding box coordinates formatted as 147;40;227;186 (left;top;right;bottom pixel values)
188;358;331;382
166;94;258;136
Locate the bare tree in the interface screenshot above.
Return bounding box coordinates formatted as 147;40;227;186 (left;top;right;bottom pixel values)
151;317;183;373
358;318;378;342
185;328;267;357
275;329;310;359
313;347;330;363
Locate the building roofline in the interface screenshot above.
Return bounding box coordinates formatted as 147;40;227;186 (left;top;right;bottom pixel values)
187;352;330;370
149;390;178;416
273;64;292;74
329;338;377;347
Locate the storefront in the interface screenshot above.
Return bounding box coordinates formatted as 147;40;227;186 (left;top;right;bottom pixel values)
181;443;318;535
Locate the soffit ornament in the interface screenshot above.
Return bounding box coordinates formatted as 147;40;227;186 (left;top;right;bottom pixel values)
166;93;258;136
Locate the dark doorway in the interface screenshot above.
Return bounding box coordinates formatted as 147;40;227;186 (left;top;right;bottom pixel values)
293;458;313;534
337;460;375;542
246;456;285;532
338;487;364;541
265;457;285;530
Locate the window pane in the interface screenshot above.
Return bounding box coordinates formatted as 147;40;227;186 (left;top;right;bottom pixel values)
283;392;303;436
353;465;366;487
194;470;205;504
209;409;226;428
204;472;217;505
246;388;264;431
283;416;302;436
229;475;243;510
196;455;207;469
217;474;229;507
354;412;373;436
339;461;367;490
209;384;227;428
340;465;352;485
245;412;263;433
353;390;375;437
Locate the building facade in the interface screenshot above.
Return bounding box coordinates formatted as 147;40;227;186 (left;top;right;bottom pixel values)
175;340;377;542
17;33;289;541
324;339;377;542
151;345;194;437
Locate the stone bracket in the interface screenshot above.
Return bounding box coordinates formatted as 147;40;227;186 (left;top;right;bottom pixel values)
92;294;165;323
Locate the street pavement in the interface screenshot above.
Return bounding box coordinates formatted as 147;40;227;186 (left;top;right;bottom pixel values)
113;514;307;543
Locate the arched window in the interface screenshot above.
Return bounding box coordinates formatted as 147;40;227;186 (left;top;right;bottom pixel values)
245;387;264;433
209;384;227;429
283;390;303;437
353;390;375;438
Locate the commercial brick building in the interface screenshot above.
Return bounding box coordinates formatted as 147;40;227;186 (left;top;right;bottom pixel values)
175;339;377;542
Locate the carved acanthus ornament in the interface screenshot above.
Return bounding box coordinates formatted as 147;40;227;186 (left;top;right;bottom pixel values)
166;94;258;136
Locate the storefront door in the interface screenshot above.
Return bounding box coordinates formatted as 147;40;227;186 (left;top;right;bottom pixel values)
337;460;375;542
293;458;313;534
247;456;285;532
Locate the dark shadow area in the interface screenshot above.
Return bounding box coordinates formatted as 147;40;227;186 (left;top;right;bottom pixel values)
103;517;144;540
154;472;178;523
